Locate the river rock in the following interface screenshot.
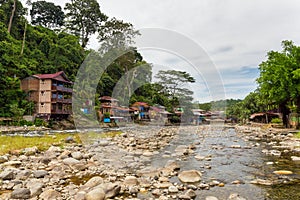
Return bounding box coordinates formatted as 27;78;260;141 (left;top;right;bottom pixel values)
124;176;138;186
273;170;293;175
165;161;180;171
96;183;121;199
71;151;83;160
168;185;179;193
33;170;48;178
142;151;154;157
65;136;75;143
228;193;246;200
2;160;22;167
85;188;105;200
27;182;44;197
250;179;273;186
152;188;162;196
206;196;219;200
178;194;192;199
0;155;8;163
291;156;300;161
83;176;104;189
47;146;62;152
178;170;202;183
195;155;205;161
0;170;15;180
63;157;80;165
154;182;173;189
39;189;61;200
185;189;197;198
11;188;31;199
23;146;38;156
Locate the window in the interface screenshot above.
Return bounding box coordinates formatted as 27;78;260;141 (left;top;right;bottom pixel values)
41;103;45;107
41;91;45;96
41;79;45;84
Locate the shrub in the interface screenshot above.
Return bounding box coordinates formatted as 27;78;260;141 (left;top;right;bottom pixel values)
34;118;47;126
103;112;110;118
271;118;282;124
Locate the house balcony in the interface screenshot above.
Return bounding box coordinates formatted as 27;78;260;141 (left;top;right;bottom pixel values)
51;109;72;115
51;85;73;93
51;98;72;104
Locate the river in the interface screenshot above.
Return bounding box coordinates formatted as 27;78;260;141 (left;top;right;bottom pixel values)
136;124;300;200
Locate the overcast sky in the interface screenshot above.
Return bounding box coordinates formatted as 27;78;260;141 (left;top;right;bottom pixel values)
25;0;300;102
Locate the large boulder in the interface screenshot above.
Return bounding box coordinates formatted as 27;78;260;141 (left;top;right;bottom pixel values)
178;170;202;183
11;188;31;199
39;189;61;200
85;188;105;200
83;176;104;189
0;170;15;180
124;176;138;186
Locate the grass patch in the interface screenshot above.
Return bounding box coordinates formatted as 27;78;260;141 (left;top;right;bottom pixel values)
0;133;82;155
295;132;300;139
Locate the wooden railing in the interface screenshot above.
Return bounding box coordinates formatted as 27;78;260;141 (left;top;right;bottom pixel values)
51;85;73;93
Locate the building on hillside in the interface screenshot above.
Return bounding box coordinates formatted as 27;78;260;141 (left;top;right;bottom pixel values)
131;102;150;121
191;109;206;125
21;71;73;120
98;96;119;122
98;96;132;122
149;105;171;123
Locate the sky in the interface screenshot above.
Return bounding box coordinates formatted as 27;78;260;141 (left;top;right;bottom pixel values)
24;0;300;102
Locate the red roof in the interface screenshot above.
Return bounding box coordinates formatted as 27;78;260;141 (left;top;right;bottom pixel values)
32;71;72;83
99;96;119;101
132;102;149;107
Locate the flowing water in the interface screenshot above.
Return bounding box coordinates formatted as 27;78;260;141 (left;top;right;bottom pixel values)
145;125;300;200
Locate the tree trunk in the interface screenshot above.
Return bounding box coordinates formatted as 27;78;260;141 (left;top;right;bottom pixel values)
8;0;16;34
20;22;27;55
279;101;290;128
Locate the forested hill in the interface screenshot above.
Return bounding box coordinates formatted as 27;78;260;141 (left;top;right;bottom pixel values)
0;0;147;118
0;1;86;117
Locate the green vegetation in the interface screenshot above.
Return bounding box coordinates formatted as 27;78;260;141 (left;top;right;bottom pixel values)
224;41;300;126
0;133;82;155
295;132;300;139
271;118;282;124
0;0;198;124
257;41;300;127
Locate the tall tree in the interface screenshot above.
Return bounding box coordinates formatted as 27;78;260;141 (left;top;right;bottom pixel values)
257;40;300;127
64;0;107;48
155;70;195;99
0;0;26;38
30;0;64;29
98;17;139;53
154;70;195;114
7;0;16;33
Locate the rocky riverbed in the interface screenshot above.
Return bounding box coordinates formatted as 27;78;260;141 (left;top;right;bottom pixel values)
0;125;300;200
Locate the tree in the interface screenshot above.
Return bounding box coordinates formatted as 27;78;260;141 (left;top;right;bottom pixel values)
98;17;139;53
7;0;16;33
257;40;300;127
155;70;195;103
30;0;64;29
64;0;107;48
0;0;26;38
226;92;264;123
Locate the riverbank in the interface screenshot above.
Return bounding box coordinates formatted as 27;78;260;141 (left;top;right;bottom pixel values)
0;125;300;200
0;126;50;134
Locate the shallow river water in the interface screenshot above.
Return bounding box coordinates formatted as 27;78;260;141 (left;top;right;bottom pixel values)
141;125;300;200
